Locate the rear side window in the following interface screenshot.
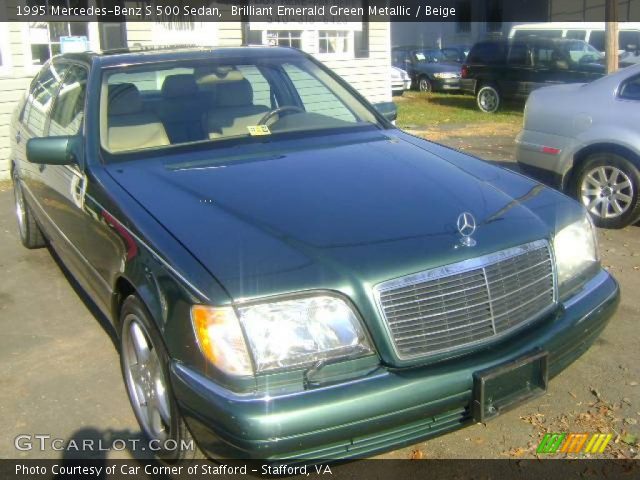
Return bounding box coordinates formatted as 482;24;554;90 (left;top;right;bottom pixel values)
620;31;640;51
467;42;505;64
619;75;640;101
49;65;88;136
23;64;64;136
589;31;605;51
507;43;530;65
566;30;586;40
533;42;556;67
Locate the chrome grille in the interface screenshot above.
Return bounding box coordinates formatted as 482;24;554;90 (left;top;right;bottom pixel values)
375;240;556;359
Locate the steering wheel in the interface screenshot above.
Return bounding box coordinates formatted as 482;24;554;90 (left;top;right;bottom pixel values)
258;106;305;126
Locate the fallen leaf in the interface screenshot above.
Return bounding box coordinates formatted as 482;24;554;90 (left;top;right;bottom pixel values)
409;449;424;460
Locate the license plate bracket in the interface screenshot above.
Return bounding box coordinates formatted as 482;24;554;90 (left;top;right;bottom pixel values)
472;350;549;423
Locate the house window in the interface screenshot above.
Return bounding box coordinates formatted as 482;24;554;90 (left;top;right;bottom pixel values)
318;31;350;54
266;31;302;49
27;1;89;66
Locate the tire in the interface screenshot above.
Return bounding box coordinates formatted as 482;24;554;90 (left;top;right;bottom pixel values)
476;84;500;113
418;76;433;93
118;295;203;460
12;169;46;249
574;152;640;229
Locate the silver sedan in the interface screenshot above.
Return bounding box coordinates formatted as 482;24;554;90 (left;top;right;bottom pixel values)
517;64;640;228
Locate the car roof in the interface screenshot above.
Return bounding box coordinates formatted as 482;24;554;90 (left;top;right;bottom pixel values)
51;45;306;68
473;37;593;47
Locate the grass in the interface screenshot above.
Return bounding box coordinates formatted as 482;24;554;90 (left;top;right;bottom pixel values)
394;91;523;131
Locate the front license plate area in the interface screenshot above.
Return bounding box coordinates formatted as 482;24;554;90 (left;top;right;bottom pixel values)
472;350;548;423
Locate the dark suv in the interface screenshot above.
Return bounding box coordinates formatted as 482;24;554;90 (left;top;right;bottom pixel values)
461;38;606;112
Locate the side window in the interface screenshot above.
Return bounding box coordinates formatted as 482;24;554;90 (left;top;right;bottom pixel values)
533;43;555;67
588;31;605;51
282;63;356;123
467;42;505;64
49;65;88;136
507;43;530;65
566;30;586;40
620;31;640;51
619;75;640;101
23;63;64;137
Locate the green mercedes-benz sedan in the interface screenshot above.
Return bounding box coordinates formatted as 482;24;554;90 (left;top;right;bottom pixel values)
10;46;619;460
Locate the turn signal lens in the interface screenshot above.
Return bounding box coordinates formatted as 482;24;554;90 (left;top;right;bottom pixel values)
191;305;253;376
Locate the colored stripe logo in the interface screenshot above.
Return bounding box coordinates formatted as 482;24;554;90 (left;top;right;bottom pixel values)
537;433;612;454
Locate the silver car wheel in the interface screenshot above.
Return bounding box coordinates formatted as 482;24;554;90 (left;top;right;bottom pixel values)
418;78;432;92
13;176;27;239
122;314;172;442
581;166;634;219
477;87;499;113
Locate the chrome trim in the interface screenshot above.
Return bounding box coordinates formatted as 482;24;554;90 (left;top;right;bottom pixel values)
172;362;388;403
376;240;551;293
373;240;558;361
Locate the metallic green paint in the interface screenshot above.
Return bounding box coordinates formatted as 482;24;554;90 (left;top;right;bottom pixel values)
9;47;620;461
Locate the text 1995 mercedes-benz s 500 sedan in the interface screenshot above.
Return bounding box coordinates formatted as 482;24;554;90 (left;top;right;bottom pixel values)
10;46;619;461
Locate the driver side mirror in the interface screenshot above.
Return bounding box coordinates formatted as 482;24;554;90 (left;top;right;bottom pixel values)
26;136;81;166
374;102;398;123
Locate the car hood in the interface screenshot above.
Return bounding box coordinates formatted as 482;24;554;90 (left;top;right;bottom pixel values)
414;62;461;74
107;130;577;302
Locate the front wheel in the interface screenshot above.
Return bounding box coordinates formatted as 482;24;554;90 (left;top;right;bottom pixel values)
418;76;433;93
476;85;500;113
574;153;640;229
119;296;202;460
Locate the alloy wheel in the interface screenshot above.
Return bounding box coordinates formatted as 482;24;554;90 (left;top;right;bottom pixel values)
419;78;432;92
478;87;499;113
580;166;634;219
121;314;172;442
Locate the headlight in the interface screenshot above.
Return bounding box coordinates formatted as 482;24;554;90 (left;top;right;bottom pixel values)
433;72;460;79
192;295;372;375
553;216;600;289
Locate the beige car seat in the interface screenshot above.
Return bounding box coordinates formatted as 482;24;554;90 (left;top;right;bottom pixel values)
107;83;170;152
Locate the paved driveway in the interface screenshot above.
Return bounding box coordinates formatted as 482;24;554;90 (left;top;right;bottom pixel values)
0;138;638;460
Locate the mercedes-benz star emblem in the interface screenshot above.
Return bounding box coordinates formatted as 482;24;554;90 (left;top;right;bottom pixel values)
457;212;477;247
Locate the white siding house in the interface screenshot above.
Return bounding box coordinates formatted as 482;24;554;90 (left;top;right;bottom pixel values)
0;12;390;180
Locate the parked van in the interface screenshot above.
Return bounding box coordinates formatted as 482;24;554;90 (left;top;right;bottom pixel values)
509;23;640;53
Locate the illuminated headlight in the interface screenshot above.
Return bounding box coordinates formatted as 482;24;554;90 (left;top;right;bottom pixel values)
433;72;460;79
192;295;372;375
553;216;600;288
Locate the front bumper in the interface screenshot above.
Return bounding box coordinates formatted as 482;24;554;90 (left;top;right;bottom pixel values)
171;269;619;460
432;77;461;91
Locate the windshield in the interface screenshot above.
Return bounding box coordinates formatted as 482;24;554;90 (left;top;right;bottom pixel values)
100;55;382;155
413;49;444;63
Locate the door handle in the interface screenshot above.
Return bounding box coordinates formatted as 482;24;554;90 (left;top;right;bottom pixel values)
15;131;21;143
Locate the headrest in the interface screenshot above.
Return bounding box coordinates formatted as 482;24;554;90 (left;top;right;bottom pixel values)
108;83;142;116
215;79;254;107
162;74;199;98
